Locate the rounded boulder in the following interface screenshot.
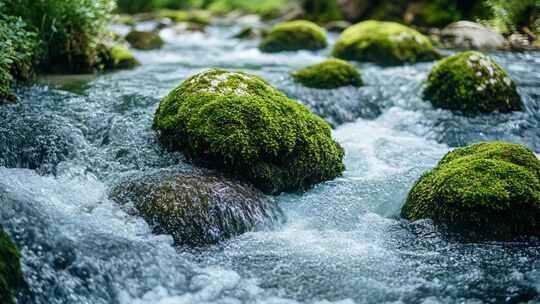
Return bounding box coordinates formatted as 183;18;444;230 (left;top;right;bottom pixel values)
153;69;345;194
401;142;540;240
332;20;440;65
423;51;523;113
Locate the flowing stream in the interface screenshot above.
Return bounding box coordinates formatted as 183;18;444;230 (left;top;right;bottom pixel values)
1;22;540;304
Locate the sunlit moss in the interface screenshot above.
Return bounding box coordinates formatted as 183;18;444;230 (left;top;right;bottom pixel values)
402;142;540;240
259;20;327;53
332;20;440;65
99;44;140;69
153;69;345;194
291;58;362;89
424;51;523;113
0;226;23;304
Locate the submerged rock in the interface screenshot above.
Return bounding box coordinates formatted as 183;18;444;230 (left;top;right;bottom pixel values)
0;226;23;304
110;170;282;246
332;20;440;65
324;20;352;33
125;30;164;50
441;21;505;50
401;142;540;240
153;69;345;194
232;26;260;39
259;20;327;53
424;51;523;113
99;44;140;70
291;58;362;89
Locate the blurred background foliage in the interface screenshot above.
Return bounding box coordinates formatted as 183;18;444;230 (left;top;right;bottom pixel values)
0;0;538;101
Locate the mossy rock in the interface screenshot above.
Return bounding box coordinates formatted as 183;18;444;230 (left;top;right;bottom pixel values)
401;142;540;240
0;226;23;304
125;30;164;50
110;170;282;246
291;58;362;89
99;44;140;70
153;69;345;194
157;9;210;25
332;20;440;65
424;51;523;113
259;20;327;53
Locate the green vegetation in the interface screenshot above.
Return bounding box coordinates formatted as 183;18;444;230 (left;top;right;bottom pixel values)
424;51;522;113
116;0;290;19
402;142;540;240
153;69;345;194
291;58;362;89
301;0;343;24
332;21;440;65
259;20;327;53
156;9;210;25
0;13;40;102
0;226;23;304
484;0;539;36
125;30;164;50
208;0;290;19
99;44;140;69
3;0;115;73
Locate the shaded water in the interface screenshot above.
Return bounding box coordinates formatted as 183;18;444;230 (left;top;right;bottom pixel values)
1;22;540;304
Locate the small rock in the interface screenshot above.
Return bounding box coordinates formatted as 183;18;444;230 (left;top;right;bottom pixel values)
125;30;164;50
441;21;505;50
291;58;362;89
259;20;327;53
325;20;352;33
508;33;532;50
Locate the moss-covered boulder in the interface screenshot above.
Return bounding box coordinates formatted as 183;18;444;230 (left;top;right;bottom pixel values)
332;20;440;65
291;58;362;89
424;51;523;113
99;44;140;70
0;226;23;304
401;142;540;240
153;69;345;194
110;171;282;246
259;20;327;53
125;30;164;50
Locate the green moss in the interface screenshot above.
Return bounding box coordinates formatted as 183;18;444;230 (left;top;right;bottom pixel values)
157;9;210;25
332;20;440;65
424;51;523;113
208;0;290;19
259;20;328;53
153;69;345;194
125;30;164;50
291;58;362;89
0;226;23;304
5;0;115;73
401;142;540;240
99;44;140;70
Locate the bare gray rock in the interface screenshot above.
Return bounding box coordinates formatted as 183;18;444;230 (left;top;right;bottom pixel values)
441;21;505;50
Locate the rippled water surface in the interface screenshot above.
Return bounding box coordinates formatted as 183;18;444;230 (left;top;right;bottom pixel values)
1;23;540;304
